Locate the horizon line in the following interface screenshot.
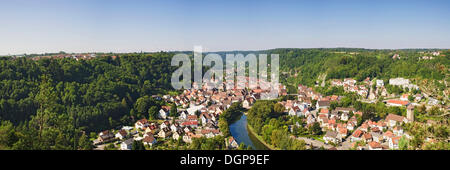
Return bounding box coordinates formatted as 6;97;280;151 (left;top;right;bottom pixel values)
1;47;449;56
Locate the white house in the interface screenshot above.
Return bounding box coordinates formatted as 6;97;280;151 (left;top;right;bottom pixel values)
135;119;149;130
340;113;349;121
187;105;205;115
385;114;409;127
120;138;133;150
289;106;301;117
115;129;128;140
323;131;340;144
389;136;401;149
158;128;172;138
376;80;384;87
179;111;188;120
316;100;330;109
172;131;182;140
228;137;239;149
170;123;180;132
159;108;169;119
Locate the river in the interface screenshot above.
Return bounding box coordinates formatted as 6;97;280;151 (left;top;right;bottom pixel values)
229;114;269;150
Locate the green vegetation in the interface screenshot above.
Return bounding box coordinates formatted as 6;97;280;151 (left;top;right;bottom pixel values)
0;48;448;150
218;102;244;137
247;100;306;150
0;53;176;150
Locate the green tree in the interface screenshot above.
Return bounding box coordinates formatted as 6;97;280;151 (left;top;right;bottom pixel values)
78;133;93;150
132;140;146;150
310;122;322;135
170;103;177;117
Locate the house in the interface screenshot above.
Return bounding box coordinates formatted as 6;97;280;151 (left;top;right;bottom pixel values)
115;129;128;140
228;137;239;149
143;135;157;146
385;114;409;127
340;113;349;121
376;80;384;87
383;131;395;141
306;114;316;125
179;111;188;120
368;141;383;150
289;106;302;117
323;131;340;144
362;133;372;142
187;115;198;121
302;109;310;117
201;113;212;125
145;124;157;133
371;127;381;133
400;94;409;101
135;119;149;130
183;133;193;143
159;106;170;119
143;132;153;138
386;100;409;107
393;126;404;136
242;98;254;109
187;105;205;115
318;115;329;127
171;123;180;132
319;108;329;115
172;131;182;140
347;122;356;131
351;130;363;142
316;100;330;109
158;127;172;138
201;129;221;138
371;132;383;143
360;123;369;132
183;126;193;133
120;138;134;150
181;121;198;128
389;136;401;149
98;130;115;142
160;121;170;129
376;120;387;131
338;128;348;138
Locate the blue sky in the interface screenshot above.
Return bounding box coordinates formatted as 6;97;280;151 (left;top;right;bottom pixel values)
0;0;449;55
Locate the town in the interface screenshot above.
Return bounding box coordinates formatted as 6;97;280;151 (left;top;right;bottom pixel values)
93;74;448;150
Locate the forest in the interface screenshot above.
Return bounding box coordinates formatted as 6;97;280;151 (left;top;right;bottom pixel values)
0;53;176;149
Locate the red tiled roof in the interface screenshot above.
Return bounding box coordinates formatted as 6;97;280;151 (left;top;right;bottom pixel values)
353;130;363;138
181;121;198;126
387;100;409;106
369;141;382;148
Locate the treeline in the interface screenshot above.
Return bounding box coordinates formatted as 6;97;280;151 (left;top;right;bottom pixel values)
0;53;176;149
247;100;306;150
269;48;449;87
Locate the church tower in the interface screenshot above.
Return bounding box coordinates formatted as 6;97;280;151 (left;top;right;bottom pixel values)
407;104;415;122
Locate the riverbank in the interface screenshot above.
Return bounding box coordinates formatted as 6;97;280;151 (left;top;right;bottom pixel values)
246;124;277;150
